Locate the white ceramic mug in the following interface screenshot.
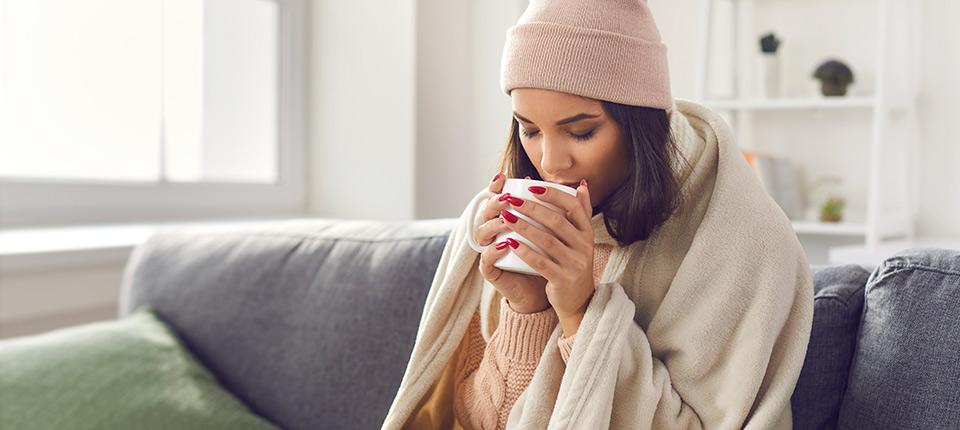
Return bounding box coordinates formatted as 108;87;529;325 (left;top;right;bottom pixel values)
465;178;578;276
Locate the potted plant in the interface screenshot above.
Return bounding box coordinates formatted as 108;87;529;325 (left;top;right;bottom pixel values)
819;196;846;223
813;59;855;96
759;33;781;54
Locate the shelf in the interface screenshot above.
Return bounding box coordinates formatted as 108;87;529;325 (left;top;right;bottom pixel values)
702;97;876;111
792;220;867;236
828;236;960;267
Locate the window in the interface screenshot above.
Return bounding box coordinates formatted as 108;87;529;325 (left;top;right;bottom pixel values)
0;0;305;227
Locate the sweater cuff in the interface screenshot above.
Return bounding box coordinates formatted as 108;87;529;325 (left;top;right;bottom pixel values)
490;297;559;362
557;332;576;363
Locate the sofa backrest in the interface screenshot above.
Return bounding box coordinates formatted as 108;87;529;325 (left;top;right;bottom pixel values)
121;217;960;430
120;218;456;430
792;264;870;429
835;248;960;429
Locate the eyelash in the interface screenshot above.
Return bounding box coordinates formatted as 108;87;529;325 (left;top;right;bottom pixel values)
520;128;597;141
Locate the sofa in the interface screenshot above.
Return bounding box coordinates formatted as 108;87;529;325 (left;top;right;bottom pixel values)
115;218;959;429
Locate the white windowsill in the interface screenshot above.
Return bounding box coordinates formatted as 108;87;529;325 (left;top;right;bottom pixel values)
0;216;304;275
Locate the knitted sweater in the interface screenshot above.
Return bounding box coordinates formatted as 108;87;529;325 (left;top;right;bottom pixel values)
452;242;615;430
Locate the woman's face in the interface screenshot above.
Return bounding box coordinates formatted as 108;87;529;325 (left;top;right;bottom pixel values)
511;88;631;211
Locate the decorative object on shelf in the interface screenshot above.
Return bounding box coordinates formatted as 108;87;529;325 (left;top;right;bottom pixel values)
819;196;846;223
696;0;919;248
743;150;803;219
758;32;782;98
813;59;855;96
805;175;844;222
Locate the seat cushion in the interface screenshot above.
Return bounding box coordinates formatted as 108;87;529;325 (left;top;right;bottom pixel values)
120;218;457;430
837;248;960;429
791;264;870;429
0;308;276;430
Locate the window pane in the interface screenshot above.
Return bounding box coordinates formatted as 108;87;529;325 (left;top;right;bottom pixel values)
0;0;278;184
0;0;163;182
165;0;278;184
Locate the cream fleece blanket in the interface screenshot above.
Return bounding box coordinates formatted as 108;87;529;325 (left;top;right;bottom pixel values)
381;99;813;429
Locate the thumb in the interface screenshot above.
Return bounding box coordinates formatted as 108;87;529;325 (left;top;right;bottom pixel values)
577;179;592;217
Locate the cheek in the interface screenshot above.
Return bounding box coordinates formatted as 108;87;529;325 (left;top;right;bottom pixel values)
592;135;626;170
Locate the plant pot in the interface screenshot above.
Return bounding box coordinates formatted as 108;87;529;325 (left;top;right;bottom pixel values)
820;212;843;223
819;81;849;97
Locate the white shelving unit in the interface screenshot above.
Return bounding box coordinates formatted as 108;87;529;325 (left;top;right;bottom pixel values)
694;0;920;248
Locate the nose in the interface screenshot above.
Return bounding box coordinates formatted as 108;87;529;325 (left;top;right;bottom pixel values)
539;133;573;174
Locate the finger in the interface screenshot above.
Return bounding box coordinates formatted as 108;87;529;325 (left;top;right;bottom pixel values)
488;171;506;193
477;216;511;247
504;195;585;250
479;238;511;282
505;237;561;281
500;208;577;264
482;193;511;223
526;184;591;233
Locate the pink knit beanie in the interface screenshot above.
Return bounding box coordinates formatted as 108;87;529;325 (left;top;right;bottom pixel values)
500;0;673;110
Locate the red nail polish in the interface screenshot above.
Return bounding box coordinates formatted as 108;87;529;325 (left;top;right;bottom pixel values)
500;209;518;223
495;241;509;250
491;172;503;183
528;186;546;194
498;193;511;202
580;179;588;188
506;196;524;206
506;237;519;249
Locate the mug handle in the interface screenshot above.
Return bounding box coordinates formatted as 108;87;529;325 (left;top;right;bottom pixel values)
465;188;496;253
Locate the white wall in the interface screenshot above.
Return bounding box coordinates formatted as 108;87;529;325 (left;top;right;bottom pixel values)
414;0;474;219
916;0;960;238
305;0;417;220
0;265;123;339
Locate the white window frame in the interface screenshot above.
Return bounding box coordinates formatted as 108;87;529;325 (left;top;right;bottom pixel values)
0;0;307;228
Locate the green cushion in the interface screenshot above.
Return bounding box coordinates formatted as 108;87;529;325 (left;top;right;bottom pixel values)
0;308;277;430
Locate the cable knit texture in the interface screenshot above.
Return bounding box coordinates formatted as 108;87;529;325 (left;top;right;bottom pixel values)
452;242;614;430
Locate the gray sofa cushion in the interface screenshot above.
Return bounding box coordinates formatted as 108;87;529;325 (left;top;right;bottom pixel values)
837;248;960;429
791;264;870;429
120;219;456;430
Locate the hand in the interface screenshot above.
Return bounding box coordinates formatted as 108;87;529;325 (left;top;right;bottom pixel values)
475;172;551;314
499;179;596;332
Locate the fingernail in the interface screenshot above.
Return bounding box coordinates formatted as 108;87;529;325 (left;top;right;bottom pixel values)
495;241;509;250
498;193;511;202
528;186;546;195
506;196;524;207
580;179;588;188
500;209;518;223
491;172;503;183
506;237;519;249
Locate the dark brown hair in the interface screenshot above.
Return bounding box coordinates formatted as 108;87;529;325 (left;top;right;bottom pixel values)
497;101;689;247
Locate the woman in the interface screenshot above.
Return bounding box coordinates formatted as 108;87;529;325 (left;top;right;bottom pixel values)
383;0;813;429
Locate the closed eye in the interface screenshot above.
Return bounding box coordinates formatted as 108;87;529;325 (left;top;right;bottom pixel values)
520;129;597;141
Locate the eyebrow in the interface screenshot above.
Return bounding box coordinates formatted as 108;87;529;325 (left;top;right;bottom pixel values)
513;112;601;126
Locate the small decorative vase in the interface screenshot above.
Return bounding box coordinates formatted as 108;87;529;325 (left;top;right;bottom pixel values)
759;53;781;98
